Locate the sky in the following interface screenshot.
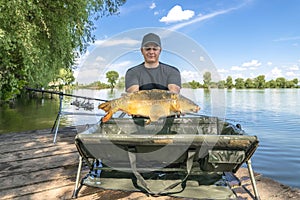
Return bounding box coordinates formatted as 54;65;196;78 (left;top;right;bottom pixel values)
75;0;300;84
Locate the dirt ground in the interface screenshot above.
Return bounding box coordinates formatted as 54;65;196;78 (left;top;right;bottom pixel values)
235;168;300;200
76;168;300;200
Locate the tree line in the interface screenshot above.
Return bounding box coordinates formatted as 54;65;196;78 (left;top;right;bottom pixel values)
183;72;299;89
0;0;125;103
80;71;299;90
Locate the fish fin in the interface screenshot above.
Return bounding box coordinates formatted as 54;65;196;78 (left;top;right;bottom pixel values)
101;111;113;122
170;100;180;112
98;102;111;112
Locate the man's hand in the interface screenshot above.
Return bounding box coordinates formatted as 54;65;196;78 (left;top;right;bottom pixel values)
126;85;139;93
168;84;180;93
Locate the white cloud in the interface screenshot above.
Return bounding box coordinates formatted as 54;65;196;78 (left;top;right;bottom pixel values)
75;61;133;84
181;70;202;82
169;3;246;31
241;59;261;68
271;67;283;78
289;65;299;71
160;5;194;24
107;60;133;75
286;71;296;77
95;56;105;62
154;11;159;15
232;73;245;80
218;69;228;73
249;73;256;78
94;38;139;47
273;36;300;42
231;66;246;71
150;3;156;9
267;62;272;66
75;69;105;84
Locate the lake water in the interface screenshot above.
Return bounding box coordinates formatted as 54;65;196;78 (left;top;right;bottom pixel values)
0;88;299;189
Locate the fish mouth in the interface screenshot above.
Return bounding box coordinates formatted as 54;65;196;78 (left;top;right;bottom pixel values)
193;106;200;112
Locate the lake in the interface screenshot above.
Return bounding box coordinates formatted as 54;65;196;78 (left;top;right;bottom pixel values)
0;88;299;189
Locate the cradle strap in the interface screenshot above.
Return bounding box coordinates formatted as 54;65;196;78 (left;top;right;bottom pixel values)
128;149;196;195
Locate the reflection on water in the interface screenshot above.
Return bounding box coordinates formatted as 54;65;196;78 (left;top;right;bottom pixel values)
0;88;299;188
0;96;62;133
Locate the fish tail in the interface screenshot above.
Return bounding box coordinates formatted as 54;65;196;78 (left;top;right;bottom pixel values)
101;111;113;122
98;101;111;112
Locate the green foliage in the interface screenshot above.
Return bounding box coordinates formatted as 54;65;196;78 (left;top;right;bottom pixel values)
245;78;255;88
275;77;286;88
106;70;119;89
188;80;201;89
53;68;75;87
217;80;226;89
292;78;298;85
77;81;109;89
266;80;276;88
116;76;125;89
254;75;265;89
0;0;126;101
181;72;298;89
235;78;245;89
203;71;212;88
226;76;233;89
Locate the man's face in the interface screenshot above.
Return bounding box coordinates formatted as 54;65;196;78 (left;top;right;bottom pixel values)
141;43;161;64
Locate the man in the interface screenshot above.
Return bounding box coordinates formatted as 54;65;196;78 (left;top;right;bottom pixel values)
125;33;181;93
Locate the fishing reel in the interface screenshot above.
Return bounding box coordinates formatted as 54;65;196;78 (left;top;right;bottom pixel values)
71;98;94;111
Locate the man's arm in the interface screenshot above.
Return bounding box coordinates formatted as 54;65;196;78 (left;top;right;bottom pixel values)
126;85;139;93
168;84;180;93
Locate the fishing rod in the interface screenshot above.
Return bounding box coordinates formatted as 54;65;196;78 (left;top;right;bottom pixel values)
26;87;108;102
26;87;108;143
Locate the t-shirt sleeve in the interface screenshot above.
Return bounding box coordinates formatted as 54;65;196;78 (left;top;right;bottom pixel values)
125;68;139;90
167;67;181;88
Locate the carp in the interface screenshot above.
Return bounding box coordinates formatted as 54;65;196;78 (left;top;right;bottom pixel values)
98;89;200;123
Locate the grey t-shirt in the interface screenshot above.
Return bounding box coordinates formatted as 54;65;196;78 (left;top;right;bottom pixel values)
125;62;181;91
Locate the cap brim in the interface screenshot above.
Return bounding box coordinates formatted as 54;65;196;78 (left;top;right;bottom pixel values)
142;41;160;47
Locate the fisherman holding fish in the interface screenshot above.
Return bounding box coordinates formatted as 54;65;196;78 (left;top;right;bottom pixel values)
125;33;181;94
98;33;200;123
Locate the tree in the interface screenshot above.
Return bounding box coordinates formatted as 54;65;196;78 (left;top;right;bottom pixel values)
254;75;266;89
0;0;126;101
203;71;212;88
267;79;277;88
292;78;298;86
235;78;245;89
276;77;286;88
286;80;296;88
106;71;119;90
245;78;255;88
54;68;75;88
188;80;201;89
217;80;226;89
116;76;125;89
226;76;234;89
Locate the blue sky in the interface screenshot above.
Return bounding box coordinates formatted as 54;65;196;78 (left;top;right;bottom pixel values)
76;0;300;84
